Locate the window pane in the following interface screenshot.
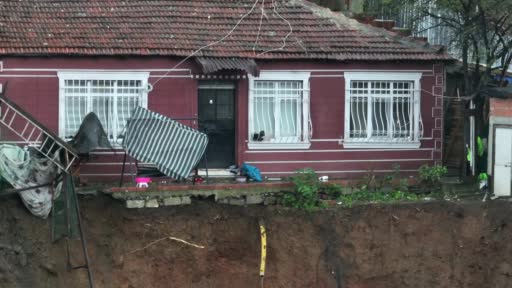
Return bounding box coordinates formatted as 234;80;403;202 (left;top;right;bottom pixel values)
253;81;276;141
349;80;415;141
393;96;411;138
252;80;304;142
371;97;389;137
280;98;298;138
92;96;112;139
253;96;275;140
116;80;143;141
392;81;413;138
216;90;234;120
63;79;90;138
64;96;87;138
62;77;144;142
90;80;114;139
350;96;368;138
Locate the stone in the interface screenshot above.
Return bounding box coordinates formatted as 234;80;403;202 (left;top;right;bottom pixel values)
113;254;124;269
180;196;192;205
246;195;264;205
263;196;277;205
216;197;230;204
162;196;191;206
40;262;58;276
125;200;145;209
228;198;246;206
163;197;181;206
145;199;159;208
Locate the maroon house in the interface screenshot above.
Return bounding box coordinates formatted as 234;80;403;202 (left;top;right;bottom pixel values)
0;0;451;182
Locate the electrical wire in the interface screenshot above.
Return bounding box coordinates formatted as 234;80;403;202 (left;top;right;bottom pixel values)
257;0;294;56
151;0;261;88
253;0;265;54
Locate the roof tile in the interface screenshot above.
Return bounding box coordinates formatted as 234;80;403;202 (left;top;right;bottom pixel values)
0;0;452;61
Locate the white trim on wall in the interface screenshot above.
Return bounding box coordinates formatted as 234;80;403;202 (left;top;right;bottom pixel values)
57;71;150;80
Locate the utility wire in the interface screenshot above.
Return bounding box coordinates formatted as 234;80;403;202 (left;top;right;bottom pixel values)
253;0;265;54
257;0;294;56
151;0;261;88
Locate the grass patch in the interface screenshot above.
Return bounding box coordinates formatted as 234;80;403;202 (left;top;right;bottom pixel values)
337;190;420;208
282;166;450;211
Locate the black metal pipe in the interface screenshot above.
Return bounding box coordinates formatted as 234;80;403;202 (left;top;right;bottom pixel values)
0;182;52;196
70;174;95;288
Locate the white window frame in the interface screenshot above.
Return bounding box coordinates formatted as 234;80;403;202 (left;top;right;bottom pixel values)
57;71;150;145
343;72;422;149
248;71;311;150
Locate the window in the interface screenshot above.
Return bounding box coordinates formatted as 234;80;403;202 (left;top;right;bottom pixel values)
58;72;149;144
248;72;311;149
344;72;422;148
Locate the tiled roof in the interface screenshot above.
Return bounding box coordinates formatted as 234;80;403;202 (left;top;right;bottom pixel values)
0;0;452;61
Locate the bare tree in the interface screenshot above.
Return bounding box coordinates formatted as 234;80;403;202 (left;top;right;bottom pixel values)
364;0;512;95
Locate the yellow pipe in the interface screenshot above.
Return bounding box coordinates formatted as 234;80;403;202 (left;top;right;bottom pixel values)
259;219;267;277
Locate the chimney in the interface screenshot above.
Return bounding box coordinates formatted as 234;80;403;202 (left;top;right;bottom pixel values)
392;27;412;37
372;19;395;31
411;36;429;43
353;13;375;25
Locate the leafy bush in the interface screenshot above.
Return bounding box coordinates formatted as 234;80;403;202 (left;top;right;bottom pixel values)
320;182;343;199
282;168;322;211
418;164;448;185
282;168;427;210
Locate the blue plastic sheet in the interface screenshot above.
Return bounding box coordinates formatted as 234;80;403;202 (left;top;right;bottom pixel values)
241;163;262;182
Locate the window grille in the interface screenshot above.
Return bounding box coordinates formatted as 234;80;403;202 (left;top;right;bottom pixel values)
59;74;148;144
348;80;420;142
250;80;309;144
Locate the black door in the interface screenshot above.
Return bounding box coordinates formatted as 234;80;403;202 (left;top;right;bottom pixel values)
198;81;236;168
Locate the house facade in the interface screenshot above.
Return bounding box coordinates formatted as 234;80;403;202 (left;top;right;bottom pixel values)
0;0;451;182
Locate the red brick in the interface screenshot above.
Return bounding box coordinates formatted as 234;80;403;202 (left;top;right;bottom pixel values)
433;64;443;74
433;86;443;96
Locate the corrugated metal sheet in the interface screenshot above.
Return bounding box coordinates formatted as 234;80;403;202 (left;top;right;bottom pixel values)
123;107;208;180
196;57;259;76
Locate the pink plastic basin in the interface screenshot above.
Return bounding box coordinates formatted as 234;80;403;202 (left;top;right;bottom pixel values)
135;177;151;183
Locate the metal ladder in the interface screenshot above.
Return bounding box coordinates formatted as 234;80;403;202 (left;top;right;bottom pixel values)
0;95;79;172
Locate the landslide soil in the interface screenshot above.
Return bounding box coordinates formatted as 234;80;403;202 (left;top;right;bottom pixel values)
0;194;511;288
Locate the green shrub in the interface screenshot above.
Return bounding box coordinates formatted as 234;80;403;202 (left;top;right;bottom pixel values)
282;168;321;211
320;182;343;199
418;164;448;186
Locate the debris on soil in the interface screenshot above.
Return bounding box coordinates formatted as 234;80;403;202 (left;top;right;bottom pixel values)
130;236;205;254
1;194;512;287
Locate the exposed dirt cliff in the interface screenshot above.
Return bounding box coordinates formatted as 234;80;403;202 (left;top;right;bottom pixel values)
0;194;511;288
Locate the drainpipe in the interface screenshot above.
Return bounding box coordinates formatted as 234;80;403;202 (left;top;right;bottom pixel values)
470;100;476;176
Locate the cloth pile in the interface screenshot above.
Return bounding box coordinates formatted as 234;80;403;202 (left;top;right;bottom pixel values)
0;145;59;218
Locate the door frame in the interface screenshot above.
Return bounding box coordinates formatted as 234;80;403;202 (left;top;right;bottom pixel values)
492;124;512;196
197;80;238;168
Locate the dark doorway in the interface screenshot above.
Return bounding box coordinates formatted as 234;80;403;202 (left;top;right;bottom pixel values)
198;81;236;168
